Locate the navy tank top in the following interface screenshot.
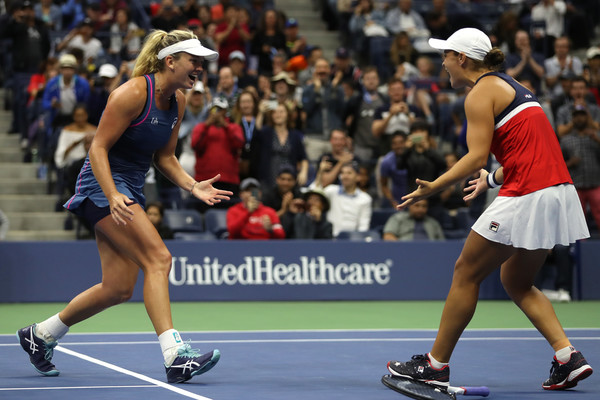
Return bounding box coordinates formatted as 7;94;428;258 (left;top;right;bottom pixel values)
65;74;178;213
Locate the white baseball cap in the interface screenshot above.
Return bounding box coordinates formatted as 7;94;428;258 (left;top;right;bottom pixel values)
428;28;492;61
98;63;118;78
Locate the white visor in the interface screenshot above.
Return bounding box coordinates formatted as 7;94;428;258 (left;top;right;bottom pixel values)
428;28;492;61
157;39;218;61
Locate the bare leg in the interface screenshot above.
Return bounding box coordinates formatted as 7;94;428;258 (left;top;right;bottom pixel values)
430;232;515;362
501;249;571;352
59;204;174;335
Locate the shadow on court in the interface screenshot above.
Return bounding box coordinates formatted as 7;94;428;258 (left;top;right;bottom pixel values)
1;329;598;400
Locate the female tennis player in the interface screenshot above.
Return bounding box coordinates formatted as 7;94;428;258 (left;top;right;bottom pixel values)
386;28;593;391
17;30;231;383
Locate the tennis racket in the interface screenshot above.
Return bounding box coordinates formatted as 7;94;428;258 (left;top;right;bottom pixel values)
382;375;490;399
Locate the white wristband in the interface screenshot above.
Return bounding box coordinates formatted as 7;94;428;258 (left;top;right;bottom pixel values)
486;170;501;188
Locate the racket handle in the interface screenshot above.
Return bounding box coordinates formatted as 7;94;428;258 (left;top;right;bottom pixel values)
448;386;490;397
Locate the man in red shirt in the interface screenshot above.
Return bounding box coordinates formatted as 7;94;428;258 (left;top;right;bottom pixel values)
227;178;286;239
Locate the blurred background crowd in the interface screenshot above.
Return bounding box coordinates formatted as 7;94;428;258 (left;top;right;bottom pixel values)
1;0;599;262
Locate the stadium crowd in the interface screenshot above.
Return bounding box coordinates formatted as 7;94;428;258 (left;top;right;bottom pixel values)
1;0;599;250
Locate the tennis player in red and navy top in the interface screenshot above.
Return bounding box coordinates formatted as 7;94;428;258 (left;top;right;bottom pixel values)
17;30;232;383
385;28;593;391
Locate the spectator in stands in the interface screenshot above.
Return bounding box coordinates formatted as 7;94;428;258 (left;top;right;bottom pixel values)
330;46;362;90
530;0;566;57
489;10;520;54
191;97;244;199
227;177;286;239
398;119;447;220
411;55;441;125
315;162;372;237
284;17;307;58
344;66;385;162
181;0;200;20
231;89;262;180
151;0;185;32
0;208;8;240
251;9;286;75
390;31;420;67
556;76;600;138
1;0;50;141
583;46;600;104
42;54;91;161
348;0;386;64
301;58;346;161
294;187;333;239
372;77;416;155
316;129;360;187
378;131;408;209
382;199;445;241
270;71;301;129
87;63;119;126
560;105;600;229
262;164;304;238
357;163;379;203
214;4;251;68
34;0;62;31
25;57;59;151
99;0;128;26
57;18;104;68
108;8;143;64
424;0;452;40
505;30;546;95
544;36;583;97
213;66;241;116
228;50;257;89
439;151;468;211
61;0;87;31
146;201;174;240
179;81;210;176
297;45;323;86
384;0;430;51
253;103;309;187
54;104;96;173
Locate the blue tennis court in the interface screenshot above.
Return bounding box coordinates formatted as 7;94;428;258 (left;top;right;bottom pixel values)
1;329;598;399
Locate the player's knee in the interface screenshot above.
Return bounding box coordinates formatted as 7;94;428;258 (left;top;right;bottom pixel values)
146;249;173;275
102;284;135;306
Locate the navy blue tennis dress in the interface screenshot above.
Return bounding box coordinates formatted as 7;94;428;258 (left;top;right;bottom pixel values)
65;74;178;216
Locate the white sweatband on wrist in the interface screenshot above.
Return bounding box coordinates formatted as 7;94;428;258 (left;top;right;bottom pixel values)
486;169;501;188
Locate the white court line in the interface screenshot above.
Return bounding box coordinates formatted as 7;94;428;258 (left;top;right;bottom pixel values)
54;346;213;400
0;385;157;391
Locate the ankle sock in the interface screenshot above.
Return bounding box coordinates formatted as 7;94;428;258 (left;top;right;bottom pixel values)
428;352;449;369
159;329;184;366
555;346;576;363
36;314;69;343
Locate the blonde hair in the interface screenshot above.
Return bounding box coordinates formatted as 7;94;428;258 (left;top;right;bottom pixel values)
131;30;197;78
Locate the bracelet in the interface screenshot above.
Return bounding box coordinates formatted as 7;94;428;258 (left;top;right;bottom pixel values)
486;170;501;188
190;181;199;193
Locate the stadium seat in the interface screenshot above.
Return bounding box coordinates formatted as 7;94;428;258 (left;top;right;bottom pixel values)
336;230;381;241
204;208;229;239
173;231;217;241
163;209;204;232
370;208;397;233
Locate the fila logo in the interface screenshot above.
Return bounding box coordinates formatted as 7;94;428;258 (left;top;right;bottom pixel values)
151;117;159;125
489;221;500;232
525;94;532;98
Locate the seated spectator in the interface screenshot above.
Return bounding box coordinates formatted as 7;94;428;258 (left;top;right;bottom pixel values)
227;177;286;239
269;71;301;129
231;89;262;180
382;199;445;241
439;151;468;212
560;105;600;229
357;163;378;204
348;0;387;64
250;9;286;75
378;132;408;209
191;97;244;200
384;0;430;52
315;162;372;237
62;129;94;205
228;50;257;90
330;46;362;90
151;0;185;32
556;76;600;138
87;63;119;125
297;45;323;87
146;201;174;240
179;81;210;176
584;46;600;104
54;104;96;172
301;58;346;161
56;18;104;68
544;36;583;97
316;129;360;187
294;187;333;239
284;17;306;58
505;30;546;95
108;7;143;64
262;164;304;238
35;0;62;31
213;66;241;116
252;103;309;187
390;31;420;68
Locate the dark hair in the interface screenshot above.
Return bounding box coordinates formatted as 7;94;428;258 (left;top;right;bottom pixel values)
571;75;588;87
146;201;165;217
482;48;505;71
409;119;431;135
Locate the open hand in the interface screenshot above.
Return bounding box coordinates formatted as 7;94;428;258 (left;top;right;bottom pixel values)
191;174;232;206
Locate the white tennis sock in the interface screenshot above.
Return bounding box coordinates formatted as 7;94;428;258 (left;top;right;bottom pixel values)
159;329;184;366
428;353;448;369
555;346;576;363
36;314;69;343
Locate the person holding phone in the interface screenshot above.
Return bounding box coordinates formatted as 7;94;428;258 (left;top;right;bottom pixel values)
226;177;286;239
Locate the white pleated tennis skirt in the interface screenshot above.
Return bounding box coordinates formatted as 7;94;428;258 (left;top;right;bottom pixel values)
472;184;589;250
